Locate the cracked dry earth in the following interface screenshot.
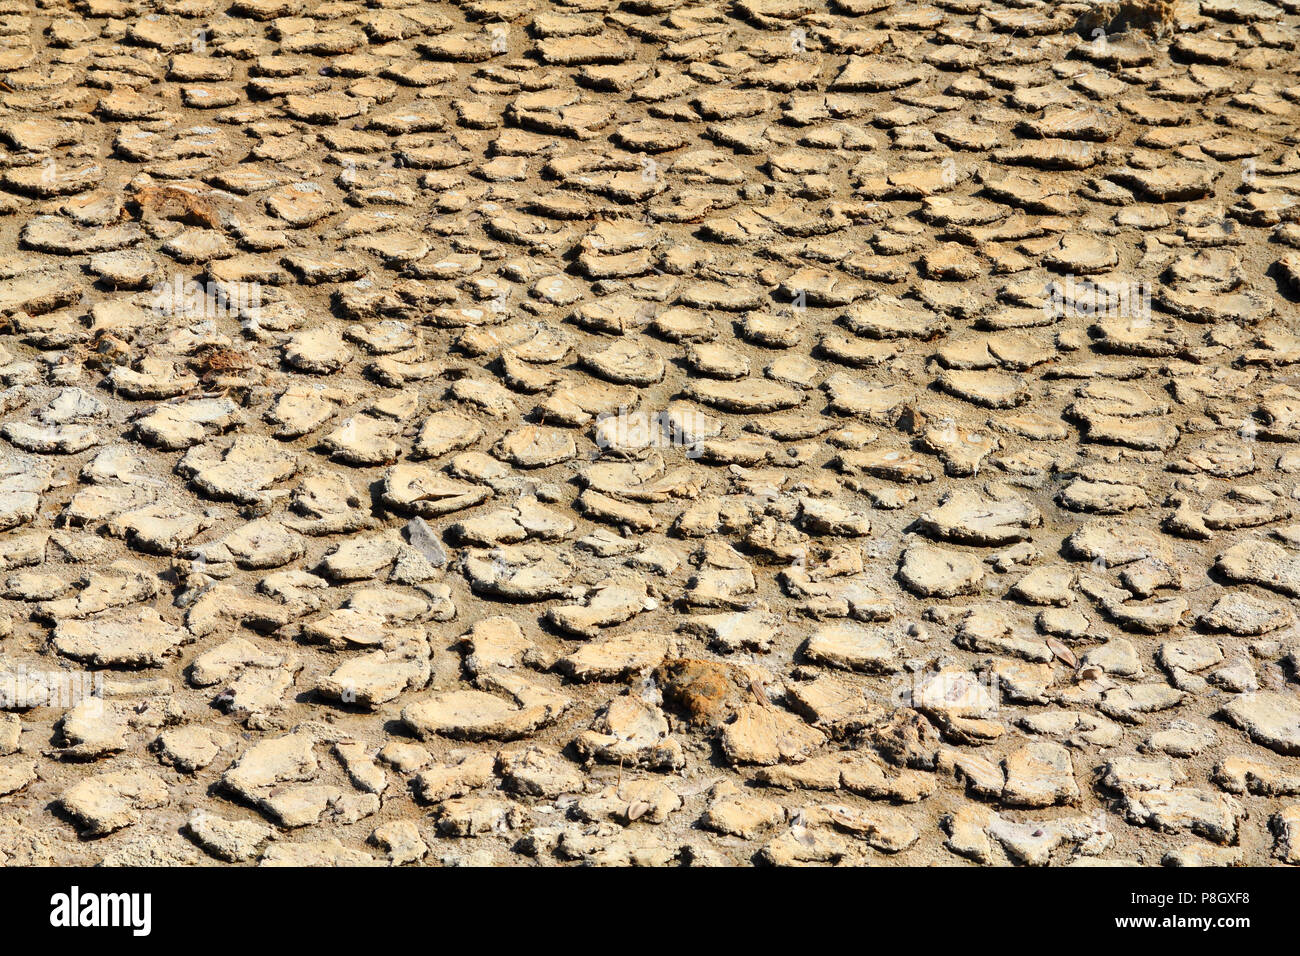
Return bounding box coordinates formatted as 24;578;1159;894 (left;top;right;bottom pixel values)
5;0;1300;871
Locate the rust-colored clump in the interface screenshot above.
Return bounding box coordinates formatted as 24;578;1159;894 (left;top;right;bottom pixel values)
653;658;747;726
191;344;256;393
192;345;253;376
126;184;223;230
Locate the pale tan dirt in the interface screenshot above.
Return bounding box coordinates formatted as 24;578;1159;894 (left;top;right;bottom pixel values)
0;0;1299;867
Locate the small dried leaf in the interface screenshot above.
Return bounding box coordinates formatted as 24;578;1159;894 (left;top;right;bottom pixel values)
1046;636;1078;669
626;800;651;822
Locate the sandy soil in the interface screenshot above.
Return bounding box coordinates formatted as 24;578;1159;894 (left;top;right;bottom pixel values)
0;0;1299;866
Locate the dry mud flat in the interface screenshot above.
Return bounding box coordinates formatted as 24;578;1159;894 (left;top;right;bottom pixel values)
1;0;1300;868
